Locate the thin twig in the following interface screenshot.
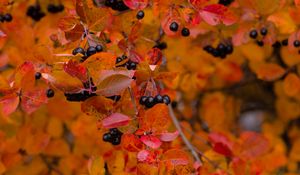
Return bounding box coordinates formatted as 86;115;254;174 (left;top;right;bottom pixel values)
168;105;201;163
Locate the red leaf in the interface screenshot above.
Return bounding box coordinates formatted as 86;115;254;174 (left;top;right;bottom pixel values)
199;4;237;26
140;135;162;149
0;93;19;116
159;131;179;142
102;113;130;129
137;150;150;162
21;88;48;114
161;7;181;36
238;132;269;160
189;0;210;10
123;0;149;10
63;60;88;82
208;132;233;157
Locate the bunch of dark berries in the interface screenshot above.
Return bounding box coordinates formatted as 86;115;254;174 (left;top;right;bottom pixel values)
47;3;64;13
249;27;268;47
203;43;233;59
0;13;12;23
218;0;234;6
64;78;97;102
116;55;138;70
104;0;129;11
26;4;46;21
139;94;171;108
72;45;103;61
103;128;123;145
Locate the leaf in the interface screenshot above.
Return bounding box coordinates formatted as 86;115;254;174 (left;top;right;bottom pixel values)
159;131;179;142
96;72;134;96
140;135;162;149
102;113;131;128
161;7;181;36
63;60;88;82
123;0;149;10
88;156;105;175
283;73;300;97
237;132;269;160
189;0;210;10
253;63;285;81
137;150;150;162
21;88;48;114
81;96;114;118
0;93;19;116
237;0;280;16
121;133;144;152
208;132;233;157
162;149;190;166
199;4;237;26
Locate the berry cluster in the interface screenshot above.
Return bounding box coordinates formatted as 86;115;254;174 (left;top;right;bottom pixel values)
26;4;46;21
218;0;234;6
203;43;233;59
249;28;268;47
103;128;123;145
104;0;129;11
47;4;64;14
0;13;12;23
35;72;42;80
169;21;190;37
116;55;137;70
139;94;171;108
136;10;144;20
65;78;97;102
72;45;103;61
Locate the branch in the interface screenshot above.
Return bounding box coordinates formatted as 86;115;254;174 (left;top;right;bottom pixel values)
168;105;201;163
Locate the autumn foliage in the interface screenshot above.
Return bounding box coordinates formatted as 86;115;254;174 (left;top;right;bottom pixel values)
1;0;300;174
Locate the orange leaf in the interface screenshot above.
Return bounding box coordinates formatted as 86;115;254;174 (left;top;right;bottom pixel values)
283;73;300;97
0;93;19;116
254;63;285;81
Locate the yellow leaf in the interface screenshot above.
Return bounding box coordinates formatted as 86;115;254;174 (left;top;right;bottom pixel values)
88;156;105;175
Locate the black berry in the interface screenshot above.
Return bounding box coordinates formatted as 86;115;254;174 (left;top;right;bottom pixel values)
282;39;288;46
139;96;148;105
225;45;233;54
136;10;144;20
272;41;281;48
3;13;12;22
46;89;55;98
116;57;123;64
96;45;103;52
153;42;167;50
204;45;214;53
181;28;190;37
86;46;97;57
217;43;226;53
260;28;268;36
145;96;155;108
103;133;112;142
249;30;258;39
111;137;121;145
162;95;171;105
218;0;233;6
72;47;85;56
169;22;179;32
294;40;300;47
256;40;264;47
35;72;42;80
154;94;163;104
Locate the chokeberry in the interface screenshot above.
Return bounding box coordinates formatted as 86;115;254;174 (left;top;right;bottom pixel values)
181;27;190;37
256;40;264;47
260;28;268;36
3;13;12;22
204;45;214;53
105;0;117;7
35;72;42;80
154;94;163;104
218;0;233;6
136;10;144;20
225;45;233;54
127;62;137;70
110;128;120;136
47;4;57;13
86;46;97;57
112;137;121;145
103;133;112;142
153;42;167;50
282;39;288;46
116;57;123;64
95;45;103;52
272;41;281;48
249;30;258;39
72;47;85;56
212;49;220;57
294;40;300;47
169;22;179;32
27;5;45;21
217;43;226;53
162;95;171;105
139;96;148;105
145;96;155;108
46;89;55;98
